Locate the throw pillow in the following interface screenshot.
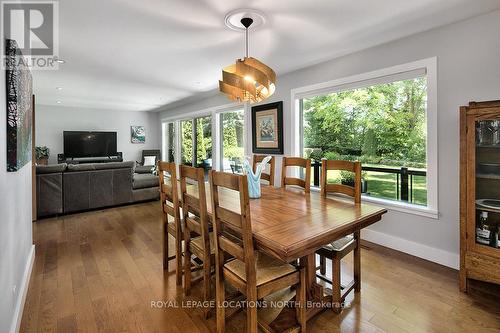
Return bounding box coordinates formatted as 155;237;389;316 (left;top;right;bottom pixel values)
144;155;156;166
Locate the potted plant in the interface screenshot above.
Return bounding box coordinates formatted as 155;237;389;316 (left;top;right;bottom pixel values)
340;170;368;193
35;146;50;165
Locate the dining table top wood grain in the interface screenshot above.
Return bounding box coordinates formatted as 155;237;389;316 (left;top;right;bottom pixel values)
183;182;387;263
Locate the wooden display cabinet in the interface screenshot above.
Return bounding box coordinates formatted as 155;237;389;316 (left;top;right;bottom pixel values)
460;100;500;292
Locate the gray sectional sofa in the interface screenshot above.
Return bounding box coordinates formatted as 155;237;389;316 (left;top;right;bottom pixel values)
36;161;159;218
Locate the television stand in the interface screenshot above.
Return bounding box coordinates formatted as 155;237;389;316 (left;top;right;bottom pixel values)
58;152;123;164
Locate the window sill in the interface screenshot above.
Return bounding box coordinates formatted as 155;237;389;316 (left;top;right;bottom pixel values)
309;186;439;219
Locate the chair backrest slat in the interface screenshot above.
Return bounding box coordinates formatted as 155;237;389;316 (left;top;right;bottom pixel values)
158;161;181;232
321;159;361;203
163;204;176;217
185;215;203;235
211;171;240;190
180;164;200;180
209;170;256;285
284;157;308;167
219;236;245;261
183;193;201;214
324;160;357;173
281;156;311;193
179;165;209;245
161;182;172;196
215;206;243;233
324;184;355;197
252;154;275;186
284;177;306;188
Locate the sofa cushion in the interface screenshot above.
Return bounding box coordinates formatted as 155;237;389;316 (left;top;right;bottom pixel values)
135;165;154;174
132;187;160;202
89;170;114;209
36;163;67;174
95;161;136;179
133;173;159;189
113;168;133;204
94;161;135;170
67;163;96;172
64;172;90;212
37;173;63;216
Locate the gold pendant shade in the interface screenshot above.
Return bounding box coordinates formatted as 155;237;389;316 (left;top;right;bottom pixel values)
219;57;276;103
219;15;276;103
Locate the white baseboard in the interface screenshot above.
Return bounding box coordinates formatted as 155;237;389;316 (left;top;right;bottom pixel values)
10;245;35;333
362;228;459;270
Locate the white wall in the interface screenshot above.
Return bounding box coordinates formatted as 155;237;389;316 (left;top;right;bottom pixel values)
0;58;35;332
159;10;500;269
36;105;161;164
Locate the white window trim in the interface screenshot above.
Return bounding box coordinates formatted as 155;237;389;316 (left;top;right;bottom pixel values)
161;122;167;161
160;102;248;172
290;57;438;219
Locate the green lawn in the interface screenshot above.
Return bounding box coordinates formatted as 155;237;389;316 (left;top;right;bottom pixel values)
310;166;427;206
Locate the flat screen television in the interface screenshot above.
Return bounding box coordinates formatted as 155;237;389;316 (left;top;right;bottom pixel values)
63;131;117;158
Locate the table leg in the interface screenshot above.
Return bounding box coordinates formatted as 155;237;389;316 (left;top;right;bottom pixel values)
300;253;332;320
300;253;321;299
354;230;361;292
301;254;313;293
269;253;335;328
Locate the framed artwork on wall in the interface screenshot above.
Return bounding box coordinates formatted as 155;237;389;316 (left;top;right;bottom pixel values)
252;101;283;154
131;125;145;143
6;39;33;172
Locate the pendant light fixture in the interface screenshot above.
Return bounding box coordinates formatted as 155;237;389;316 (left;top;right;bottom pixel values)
219;16;276;103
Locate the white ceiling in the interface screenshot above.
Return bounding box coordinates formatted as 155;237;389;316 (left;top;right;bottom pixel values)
33;0;500;112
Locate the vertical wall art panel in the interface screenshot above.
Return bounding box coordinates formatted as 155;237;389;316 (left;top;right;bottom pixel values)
6;39;33;172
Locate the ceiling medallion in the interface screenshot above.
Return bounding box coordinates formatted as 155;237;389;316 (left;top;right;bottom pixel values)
219;12;276;104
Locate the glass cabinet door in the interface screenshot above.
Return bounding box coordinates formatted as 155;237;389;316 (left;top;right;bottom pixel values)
474;118;500;251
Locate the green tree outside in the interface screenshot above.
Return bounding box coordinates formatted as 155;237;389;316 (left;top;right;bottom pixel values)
303;77;428;205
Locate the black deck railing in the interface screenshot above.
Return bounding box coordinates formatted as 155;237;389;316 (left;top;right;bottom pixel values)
311;161;426;203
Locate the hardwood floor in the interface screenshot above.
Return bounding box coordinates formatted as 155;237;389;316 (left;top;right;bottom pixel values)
21;201;500;333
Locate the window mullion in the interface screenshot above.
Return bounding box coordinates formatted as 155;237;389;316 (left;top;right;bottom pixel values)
192;118;197;167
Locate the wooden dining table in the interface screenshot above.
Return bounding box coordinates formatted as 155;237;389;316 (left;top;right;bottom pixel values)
182;181;387;323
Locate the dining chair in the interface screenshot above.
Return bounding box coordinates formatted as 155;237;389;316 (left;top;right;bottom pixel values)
252;154;275;186
281;156;311;193
316;159;362;313
208;170;306;333
158;161;183;285
180;165;214;319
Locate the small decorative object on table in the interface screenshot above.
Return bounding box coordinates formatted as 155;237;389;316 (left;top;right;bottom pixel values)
243;155;272;198
35;146;50;165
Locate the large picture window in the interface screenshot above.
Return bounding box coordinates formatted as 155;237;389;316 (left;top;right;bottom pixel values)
302;76;427;205
294;59;437;216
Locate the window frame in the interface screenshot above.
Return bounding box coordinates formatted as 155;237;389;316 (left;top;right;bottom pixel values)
161;102;248;174
161;121;175;162
290;57;438;219
219;108;245;173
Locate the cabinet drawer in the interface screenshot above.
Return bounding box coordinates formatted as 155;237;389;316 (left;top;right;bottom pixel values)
465;252;500;285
